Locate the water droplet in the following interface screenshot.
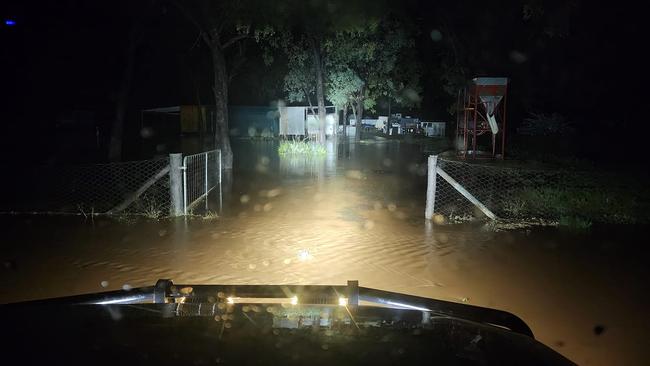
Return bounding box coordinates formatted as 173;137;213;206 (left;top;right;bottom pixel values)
263;203;273;212
100;280;109;288
122;284;133;291
430;29;443;42
240;195;250;204
509;50;527;63
283;258;292;265
387;203;397;212
158;229;167;237
140;127;154;138
432;214;446;225
346;170;363;180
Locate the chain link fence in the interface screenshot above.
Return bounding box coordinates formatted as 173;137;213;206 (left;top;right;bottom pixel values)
1;158;171;216
430;157;645;225
1;149;223;217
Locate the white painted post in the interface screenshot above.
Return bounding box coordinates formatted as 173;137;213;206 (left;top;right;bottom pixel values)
169;153;184;216
217;149;223;214
425;155;438;220
436;166;497;220
204;152;209;210
182;156;188;215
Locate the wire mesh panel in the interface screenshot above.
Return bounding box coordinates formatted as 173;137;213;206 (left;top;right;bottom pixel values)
1;158;171;215
432;157;639;223
182;149;221;214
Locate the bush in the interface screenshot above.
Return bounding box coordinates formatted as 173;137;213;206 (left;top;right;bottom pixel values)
559;215;592;230
513;186;641;224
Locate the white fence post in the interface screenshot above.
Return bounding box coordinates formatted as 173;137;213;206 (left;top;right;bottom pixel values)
169;153;184;216
204;152;209;210
425;155;438;220
182;156;188;215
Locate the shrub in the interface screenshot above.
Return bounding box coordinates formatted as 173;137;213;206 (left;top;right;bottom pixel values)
278;140;326;156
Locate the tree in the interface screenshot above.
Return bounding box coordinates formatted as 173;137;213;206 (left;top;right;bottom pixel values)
108;22;142;162
271;31;323;135
325;19;421;141
172;0;262;169
257;25;328;142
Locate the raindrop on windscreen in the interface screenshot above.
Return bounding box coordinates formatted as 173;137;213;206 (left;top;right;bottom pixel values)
430;29;443;42
240;195;250;204
140;127;154;138
100;280;109;288
122;284;133;291
509;50;528;63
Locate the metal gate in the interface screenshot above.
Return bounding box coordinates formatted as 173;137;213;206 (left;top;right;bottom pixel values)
182;149;221;214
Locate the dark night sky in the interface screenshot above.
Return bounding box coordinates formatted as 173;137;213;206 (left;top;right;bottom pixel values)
0;0;645;162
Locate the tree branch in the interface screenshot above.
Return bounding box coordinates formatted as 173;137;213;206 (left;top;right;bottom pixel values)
222;33;250;49
302;87;320;122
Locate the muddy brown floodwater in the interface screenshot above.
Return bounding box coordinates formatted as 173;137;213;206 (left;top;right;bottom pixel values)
1;140;649;365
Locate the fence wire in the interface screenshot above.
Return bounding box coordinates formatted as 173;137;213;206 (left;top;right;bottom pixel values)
1;158;171;216
433;158;644;224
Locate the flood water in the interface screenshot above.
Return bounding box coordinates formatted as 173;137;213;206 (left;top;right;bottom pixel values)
1;140;649;365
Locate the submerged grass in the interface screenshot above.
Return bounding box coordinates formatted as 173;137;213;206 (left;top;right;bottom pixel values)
278;140;327;156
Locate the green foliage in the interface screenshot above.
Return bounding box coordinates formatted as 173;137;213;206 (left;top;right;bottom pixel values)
278;140;327;156
203;211;220;220
324;19;421;112
559;215;592;230
514;187;641;224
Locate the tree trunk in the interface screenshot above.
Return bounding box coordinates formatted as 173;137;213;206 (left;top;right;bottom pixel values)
342;103;348;137
108;26;139;162
354;98;364;142
310;37;327;143
211;46;233;170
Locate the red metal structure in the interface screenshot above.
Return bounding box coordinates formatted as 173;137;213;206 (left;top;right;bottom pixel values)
456;77;509;159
